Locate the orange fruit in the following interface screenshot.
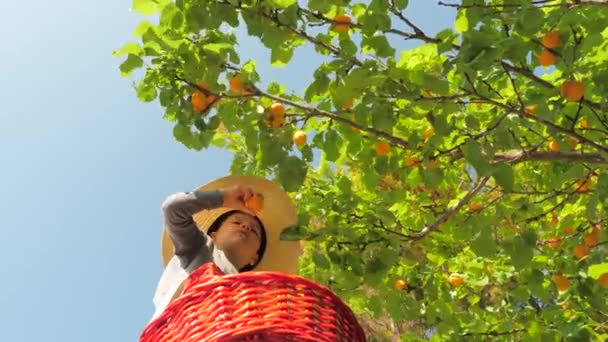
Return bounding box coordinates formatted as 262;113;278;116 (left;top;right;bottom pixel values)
575;178;591;193
293;130;307;147
542;30;560;48
334;14;352;32
598;273;608;287
245;193;264;212
375;142;390;156
448;274;464;287
421;89;431;98
539;49;557;67
546;236;562;248
342;99;354;109
191;91;209;113
584;226;600;247
560;80;585;102
548;139;560;152
394;279;408;291
573;244;590;259
470;202;482;212
229;75;244;94
404;156;421;168
551;274;569;292
551;211;559;225
268;103;286;128
524;104;538;115
581;118;590;129
270;102;285;116
423;126;435;139
197;82;217;103
565;226;575;234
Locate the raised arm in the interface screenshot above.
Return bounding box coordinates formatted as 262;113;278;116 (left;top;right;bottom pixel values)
161;190;224;264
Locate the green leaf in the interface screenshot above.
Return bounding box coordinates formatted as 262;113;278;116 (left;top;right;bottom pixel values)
361;35;395;58
119;54;143;76
588;263;608;279
173;123;195;147
271;45;294;66
393;0;408;10
455;9;469;33
268;0;296;9
280;225;308;241
132;0;161;15
505;237;534;270
136;81;157;102
471;227;497;258
491;163;514;192
277;156;307;192
323;130;342;162
113;43;143;57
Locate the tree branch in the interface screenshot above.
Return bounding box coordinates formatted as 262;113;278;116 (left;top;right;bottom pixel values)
410;176;490;240
493;150;607;164
253;86;410;149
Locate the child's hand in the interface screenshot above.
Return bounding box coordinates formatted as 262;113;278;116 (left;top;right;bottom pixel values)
220;186;256;215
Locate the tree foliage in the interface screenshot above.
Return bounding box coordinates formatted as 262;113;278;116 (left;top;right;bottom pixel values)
118;0;608;340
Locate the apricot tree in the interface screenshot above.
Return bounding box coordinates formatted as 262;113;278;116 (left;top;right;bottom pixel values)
118;0;608;340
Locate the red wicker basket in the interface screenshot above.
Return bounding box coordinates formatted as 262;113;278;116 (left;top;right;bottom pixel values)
141;263;366;342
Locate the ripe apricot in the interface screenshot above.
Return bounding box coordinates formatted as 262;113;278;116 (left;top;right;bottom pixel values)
539;49;556;67
524;104;538;115
245;193;264;212
394;279;408;291
542;31;560;48
191;91;209;113
342;99;354;109
565;226;575;234
293;130;307;147
560;80;584;102
404;156;421;168
546;236;561;248
448;274;464;287
197;82;217;103
270;102;285;116
268;103;286;128
375;142;390;156
575;178;591;193
584;226;599;247
470;202;482;212
551;211;559;225
548;139;560;152
423;126;435;139
334;14;352;32
551;274;569;292
229;75;244;94
573;244;589;259
581;118;590;129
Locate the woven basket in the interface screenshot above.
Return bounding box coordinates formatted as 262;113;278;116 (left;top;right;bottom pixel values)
141;263;366;342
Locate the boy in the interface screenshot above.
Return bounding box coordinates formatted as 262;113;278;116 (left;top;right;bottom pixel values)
150;175;301;322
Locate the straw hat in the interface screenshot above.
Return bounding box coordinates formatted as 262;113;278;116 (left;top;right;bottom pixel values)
160;175;302;274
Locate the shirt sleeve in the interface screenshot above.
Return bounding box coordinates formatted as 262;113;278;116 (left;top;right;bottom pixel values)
161;190;224;266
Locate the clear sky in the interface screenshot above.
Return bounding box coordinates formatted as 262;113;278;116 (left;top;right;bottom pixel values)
0;1;453;341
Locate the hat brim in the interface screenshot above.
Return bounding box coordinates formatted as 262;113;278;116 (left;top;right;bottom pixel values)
161;175;302;274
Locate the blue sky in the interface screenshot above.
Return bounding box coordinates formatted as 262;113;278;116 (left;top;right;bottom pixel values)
0;1;453;341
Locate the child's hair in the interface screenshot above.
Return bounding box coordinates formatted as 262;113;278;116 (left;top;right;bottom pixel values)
207;210;267;272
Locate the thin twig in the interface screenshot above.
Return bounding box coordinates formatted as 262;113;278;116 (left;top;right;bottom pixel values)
410;176;490;240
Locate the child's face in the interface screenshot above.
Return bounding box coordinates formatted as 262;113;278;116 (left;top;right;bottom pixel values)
210;212;263;269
